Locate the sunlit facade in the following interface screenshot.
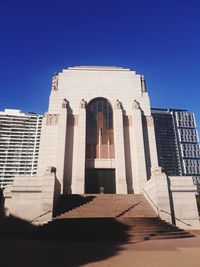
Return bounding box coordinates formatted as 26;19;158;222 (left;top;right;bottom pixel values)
4;66;200;230
0;109;42;188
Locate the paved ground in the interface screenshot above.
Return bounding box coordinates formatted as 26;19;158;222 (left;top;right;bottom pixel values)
84;237;200;267
1;235;200;267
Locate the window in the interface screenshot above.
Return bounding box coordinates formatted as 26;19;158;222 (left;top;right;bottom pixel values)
86;98;114;159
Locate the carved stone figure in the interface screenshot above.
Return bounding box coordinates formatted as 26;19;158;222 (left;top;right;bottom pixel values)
141;75;147;92
115;99;121;109
52;74;58;91
80;99;87;109
45;166;56;175
132;99;140;110
62;98;69;109
45;113;59;125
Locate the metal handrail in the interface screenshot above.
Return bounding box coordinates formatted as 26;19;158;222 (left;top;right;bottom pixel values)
31;210;52;223
143;189;191;227
160;209;191;226
143;189;159;216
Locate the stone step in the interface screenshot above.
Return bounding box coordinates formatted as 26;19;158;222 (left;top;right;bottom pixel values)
27;194;195;242
29;217;195;242
54;194;157;219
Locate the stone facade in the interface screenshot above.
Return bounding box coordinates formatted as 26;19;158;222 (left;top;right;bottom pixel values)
37;66;158;194
3;66;200;229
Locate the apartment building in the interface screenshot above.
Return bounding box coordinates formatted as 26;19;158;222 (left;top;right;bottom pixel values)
0;109;42;188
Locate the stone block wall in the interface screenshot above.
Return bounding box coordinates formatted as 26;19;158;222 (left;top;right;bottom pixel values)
169;176;200;229
144;173;200;230
3;169;61;224
143;171;172;223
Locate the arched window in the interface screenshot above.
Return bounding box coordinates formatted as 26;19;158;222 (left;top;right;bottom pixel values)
86;98;115;159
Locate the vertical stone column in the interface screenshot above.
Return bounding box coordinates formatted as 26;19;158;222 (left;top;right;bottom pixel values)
75;99;87;194
114;100;127;194
146;115;159;174
131;100;147;193
56;99;68;193
37;113;59;177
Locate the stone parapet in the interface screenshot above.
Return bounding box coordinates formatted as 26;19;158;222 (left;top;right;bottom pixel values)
3;171;61;224
143;174;200;230
169;176;200;230
143;173;171;223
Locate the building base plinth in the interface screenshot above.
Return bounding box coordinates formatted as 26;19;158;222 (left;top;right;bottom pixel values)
3;171;61;224
143;173;200;230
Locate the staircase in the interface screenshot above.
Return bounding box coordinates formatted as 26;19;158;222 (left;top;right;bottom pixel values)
31;194;194;242
54;194;156;218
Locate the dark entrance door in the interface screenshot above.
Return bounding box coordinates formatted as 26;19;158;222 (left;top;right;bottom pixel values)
85;169;116;194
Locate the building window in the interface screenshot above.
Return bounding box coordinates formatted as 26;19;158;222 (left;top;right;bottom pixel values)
86;98;114;159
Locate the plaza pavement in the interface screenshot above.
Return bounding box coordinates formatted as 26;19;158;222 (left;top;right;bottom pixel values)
1;235;200;267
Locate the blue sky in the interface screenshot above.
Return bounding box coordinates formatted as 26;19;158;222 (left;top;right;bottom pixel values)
0;0;200;127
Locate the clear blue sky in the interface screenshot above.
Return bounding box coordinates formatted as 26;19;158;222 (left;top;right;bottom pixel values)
0;0;200;127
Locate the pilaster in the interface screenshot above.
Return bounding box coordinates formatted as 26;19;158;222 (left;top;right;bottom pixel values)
37;113;59;176
114;101;127;194
56;101;68;193
75;101;86;193
131;103;147;193
146;115;159;173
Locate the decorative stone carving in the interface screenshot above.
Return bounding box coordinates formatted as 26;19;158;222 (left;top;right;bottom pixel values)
146;115;154;126
45;113;60;126
132;99;140;110
141;75;147;92
80;99;87;109
62;98;69;109
45;166;56;175
52;74;58;91
114;99;121;109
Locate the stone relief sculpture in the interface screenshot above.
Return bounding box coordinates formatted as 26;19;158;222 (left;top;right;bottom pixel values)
52;74;58;91
80;99;87;109
62;98;69;109
115;99;121;109
141;75;147;92
132;99;140;110
45;166;56;175
45;113;60;125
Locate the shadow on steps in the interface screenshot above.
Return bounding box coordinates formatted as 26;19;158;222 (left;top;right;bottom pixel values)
0;215;36;237
31;218;130;242
53;194;96;217
29;216;195;242
0;216;128;267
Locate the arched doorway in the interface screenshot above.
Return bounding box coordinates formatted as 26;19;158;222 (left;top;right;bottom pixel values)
85;98;116;193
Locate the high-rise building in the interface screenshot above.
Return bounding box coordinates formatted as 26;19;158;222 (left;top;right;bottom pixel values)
152;108;200;184
0;109;42;188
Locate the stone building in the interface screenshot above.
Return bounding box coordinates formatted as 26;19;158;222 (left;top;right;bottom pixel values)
37;66;158;195
3;66;200;230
